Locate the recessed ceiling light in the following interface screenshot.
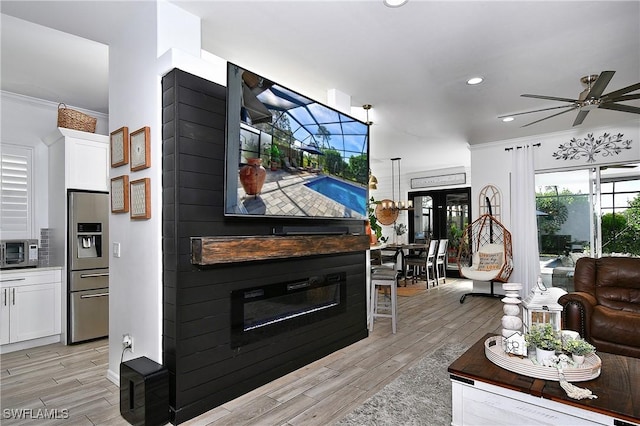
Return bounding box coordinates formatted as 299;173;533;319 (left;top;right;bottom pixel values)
466;77;484;85
384;0;408;7
502;116;515;122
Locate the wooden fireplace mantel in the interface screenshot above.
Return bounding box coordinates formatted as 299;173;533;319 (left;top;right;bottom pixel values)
191;234;370;265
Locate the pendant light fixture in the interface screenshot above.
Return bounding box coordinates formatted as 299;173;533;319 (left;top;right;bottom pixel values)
381;157;413;211
364;104;378;190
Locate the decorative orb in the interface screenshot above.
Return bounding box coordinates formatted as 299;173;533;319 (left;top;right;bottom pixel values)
503;304;521;316
501;315;523;330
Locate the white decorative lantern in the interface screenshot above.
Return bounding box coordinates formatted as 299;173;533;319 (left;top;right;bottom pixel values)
521;278;567;334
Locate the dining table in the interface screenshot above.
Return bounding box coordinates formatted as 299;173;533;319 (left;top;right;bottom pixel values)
371;242;429;280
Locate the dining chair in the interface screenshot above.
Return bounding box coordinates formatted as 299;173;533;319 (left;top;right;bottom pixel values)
405;239;438;287
435;239;448;285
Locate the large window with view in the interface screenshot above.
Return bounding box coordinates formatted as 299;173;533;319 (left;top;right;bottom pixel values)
535;163;640;291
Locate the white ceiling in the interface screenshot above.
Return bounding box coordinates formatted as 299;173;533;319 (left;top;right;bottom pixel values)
1;1;639;175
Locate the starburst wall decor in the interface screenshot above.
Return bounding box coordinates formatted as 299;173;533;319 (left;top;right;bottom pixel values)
552;132;632;163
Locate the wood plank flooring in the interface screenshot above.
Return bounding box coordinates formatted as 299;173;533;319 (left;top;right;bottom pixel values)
0;278;504;425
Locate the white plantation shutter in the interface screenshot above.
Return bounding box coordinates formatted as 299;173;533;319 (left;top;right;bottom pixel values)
1;144;33;239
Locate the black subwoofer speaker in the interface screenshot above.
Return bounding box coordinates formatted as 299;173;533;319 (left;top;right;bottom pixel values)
120;357;169;426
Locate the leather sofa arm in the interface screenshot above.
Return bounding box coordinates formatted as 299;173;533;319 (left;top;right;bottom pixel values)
558;292;597;340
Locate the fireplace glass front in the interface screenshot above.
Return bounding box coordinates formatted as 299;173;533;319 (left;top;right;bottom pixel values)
231;272;347;347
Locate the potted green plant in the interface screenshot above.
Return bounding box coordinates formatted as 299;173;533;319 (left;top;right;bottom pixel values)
368;196;387;244
524;323;562;363
393;223;407;244
270;144;281;171
563;338;595;365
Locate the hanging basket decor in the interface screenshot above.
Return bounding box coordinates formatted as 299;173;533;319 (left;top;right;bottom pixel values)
57;103;97;133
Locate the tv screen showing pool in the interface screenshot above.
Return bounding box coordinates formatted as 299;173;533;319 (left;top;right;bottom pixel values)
225;62;369;220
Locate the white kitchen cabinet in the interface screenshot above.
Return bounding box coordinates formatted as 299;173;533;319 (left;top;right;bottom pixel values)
43;127;109;192
0;268;62;350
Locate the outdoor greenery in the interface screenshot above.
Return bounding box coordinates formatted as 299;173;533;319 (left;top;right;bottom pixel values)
254;109;369;185
536;187;571;236
601;195;640;254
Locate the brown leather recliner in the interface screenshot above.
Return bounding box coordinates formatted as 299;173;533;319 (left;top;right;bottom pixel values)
558;256;640;358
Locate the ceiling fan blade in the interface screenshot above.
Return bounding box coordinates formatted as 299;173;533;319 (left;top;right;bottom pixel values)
521;106;578;128
599;103;640;114
584;70;615;99
498;104;575;118
604;93;640;103
521;94;577;103
601;82;640;100
573;110;590;126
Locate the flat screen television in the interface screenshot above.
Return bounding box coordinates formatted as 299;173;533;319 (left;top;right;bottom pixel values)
224;62;369;220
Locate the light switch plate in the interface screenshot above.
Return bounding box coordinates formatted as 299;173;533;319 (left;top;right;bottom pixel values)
113;242;121;258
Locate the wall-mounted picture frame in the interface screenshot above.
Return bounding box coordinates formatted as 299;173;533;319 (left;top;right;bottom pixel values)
110;126;129;168
110;175;129;213
130;177;151;220
130;126;151;172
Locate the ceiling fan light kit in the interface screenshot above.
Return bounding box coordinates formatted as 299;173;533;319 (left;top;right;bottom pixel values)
383;0;408;7
499;71;640;128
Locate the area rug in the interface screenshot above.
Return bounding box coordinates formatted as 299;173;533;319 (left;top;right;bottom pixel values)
335;342;470;426
396;285;426;297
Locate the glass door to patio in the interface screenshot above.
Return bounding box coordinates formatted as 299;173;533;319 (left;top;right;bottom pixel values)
409;188;471;278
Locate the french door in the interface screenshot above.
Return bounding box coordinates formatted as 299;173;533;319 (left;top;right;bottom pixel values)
409;188;471;277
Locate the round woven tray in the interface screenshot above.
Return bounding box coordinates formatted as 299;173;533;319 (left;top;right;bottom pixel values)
484;335;601;382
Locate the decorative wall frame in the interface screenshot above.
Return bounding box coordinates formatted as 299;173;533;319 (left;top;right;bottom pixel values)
130;178;151;220
110;126;129;167
410;172;466;189
110;175;129;213
478;184;502;219
130;126;151;171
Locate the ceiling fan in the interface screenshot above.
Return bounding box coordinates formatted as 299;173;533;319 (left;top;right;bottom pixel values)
499;71;640;128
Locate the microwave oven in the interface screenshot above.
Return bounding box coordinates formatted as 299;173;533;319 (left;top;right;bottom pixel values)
0;239;39;269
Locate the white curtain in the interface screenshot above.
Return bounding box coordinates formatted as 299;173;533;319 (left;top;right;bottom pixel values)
510;146;540;297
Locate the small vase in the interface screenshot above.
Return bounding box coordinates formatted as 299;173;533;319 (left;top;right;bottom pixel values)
239;158;266;196
572;354;585;365
365;222;378;245
535;347;556;364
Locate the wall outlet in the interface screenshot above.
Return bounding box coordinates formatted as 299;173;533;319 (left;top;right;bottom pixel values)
122;333;133;352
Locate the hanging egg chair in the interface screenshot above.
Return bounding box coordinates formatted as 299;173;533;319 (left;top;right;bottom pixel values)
458;198;513;303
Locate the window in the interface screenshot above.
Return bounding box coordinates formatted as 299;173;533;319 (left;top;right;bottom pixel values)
1;144;33;239
536;163;640;291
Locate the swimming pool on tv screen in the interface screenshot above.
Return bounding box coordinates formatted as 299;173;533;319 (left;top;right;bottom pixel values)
305;176;367;216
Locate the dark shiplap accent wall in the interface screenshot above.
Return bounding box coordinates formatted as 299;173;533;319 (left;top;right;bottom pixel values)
162;69;368;424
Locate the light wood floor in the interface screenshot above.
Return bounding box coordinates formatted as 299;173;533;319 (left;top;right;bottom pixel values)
0;278;503;425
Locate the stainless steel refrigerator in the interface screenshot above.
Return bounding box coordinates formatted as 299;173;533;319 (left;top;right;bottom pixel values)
68;191;109;343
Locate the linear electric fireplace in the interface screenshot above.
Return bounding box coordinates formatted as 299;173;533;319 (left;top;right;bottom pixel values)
231;272;347;348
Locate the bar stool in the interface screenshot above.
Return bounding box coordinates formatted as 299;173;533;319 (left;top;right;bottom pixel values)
370;267;398;334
